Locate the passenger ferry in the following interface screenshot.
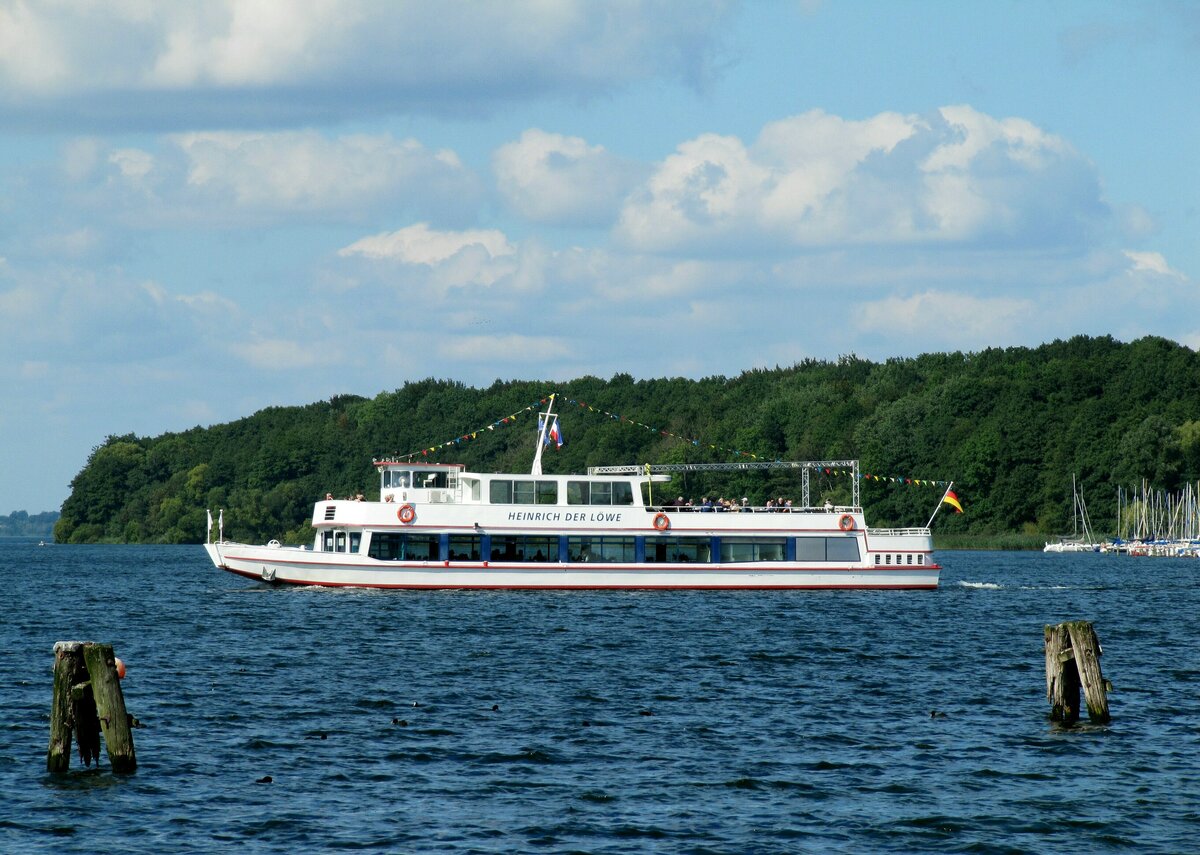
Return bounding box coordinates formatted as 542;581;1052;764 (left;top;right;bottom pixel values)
204;400;941;589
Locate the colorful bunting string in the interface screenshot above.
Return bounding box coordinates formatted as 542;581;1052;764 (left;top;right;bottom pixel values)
381;392;952;488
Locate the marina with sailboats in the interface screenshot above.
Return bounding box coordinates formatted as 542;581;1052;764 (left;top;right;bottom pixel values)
1048;474;1200;557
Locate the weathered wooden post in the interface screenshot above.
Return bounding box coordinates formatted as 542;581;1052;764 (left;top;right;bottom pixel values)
1044;620;1110;725
47;641;137;773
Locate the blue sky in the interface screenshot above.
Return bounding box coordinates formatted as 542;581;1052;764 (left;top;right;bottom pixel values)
1;0;1197;513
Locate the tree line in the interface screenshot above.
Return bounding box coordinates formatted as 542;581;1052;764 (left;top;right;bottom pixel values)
53;335;1200;545
1;510;60;538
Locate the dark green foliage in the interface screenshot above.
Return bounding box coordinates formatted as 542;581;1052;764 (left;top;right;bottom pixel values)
53;336;1200;544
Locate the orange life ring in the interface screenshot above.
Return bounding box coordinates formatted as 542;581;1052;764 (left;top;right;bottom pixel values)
398;504;416;524
839;514;855;531
653;512;670;531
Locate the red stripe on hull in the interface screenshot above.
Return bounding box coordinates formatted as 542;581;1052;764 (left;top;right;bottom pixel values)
218;564;938;590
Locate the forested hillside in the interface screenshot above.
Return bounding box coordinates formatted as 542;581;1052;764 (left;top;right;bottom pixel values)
54;336;1200;545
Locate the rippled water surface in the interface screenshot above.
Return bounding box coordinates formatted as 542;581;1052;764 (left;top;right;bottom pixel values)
2;542;1198;853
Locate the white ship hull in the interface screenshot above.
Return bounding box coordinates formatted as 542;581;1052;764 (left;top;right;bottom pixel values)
206;541;939;590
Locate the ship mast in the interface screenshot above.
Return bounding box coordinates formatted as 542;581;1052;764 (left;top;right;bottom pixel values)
531;394;557;475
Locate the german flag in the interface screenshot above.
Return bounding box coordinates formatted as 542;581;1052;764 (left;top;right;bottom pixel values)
942;490;964;513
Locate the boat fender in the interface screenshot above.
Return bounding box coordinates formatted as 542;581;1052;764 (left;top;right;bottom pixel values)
653;512;670;531
839;514;855;531
398;503;416;524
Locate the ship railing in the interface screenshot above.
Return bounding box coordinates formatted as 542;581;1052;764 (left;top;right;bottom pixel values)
595;460;861;508
647;504;862;514
871;527;932;537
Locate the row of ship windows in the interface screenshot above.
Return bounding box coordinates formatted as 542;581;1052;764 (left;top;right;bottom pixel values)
488;479;636;506
379;471;636;506
876;553;923;565
316;532;927;565
381;470;638;504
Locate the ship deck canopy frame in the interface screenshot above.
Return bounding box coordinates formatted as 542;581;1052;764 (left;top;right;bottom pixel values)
588;460;860;509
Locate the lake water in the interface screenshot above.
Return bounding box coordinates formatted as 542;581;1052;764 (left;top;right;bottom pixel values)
2;541;1197;853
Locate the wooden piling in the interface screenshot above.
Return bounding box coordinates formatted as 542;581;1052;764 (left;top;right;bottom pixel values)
47;641;137;773
47;642;83;773
1044;620;1110;725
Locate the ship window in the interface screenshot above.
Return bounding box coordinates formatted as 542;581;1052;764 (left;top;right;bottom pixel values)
490;535;557;562
885;554;892;564
492;479;557;504
644;536;712;563
385;470;411;488
827;537;860;562
418;471;448;489
875;554;881;565
917;554;924;565
349;532;361;554
568;480;634;505
322;531;334;552
335;531;346;552
907;554;913;565
795;537;826;561
568;536;634;563
720;538;786;563
490;480;512;503
368;532;439;561
796;537;860;562
448;535;481;561
513;480;535;504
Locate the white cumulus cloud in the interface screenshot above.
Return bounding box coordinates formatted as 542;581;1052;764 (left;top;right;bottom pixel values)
0;1;734;128
340;223;514;265
173;131;479;216
859;290;1032;343
617;106;1106;254
493;129;646;226
1123;250;1182;278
